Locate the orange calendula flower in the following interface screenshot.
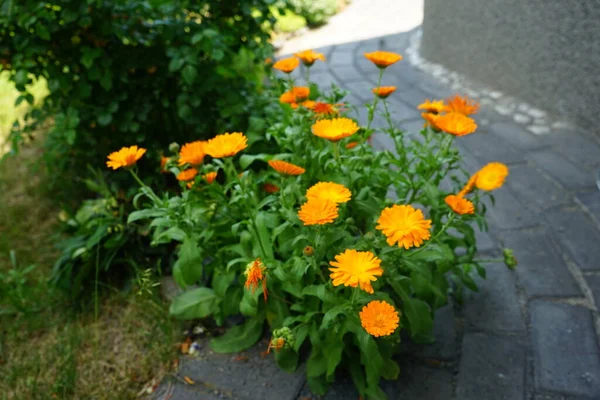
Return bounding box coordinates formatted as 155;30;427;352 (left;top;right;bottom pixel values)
329;249;383;294
312;102;338;117
295;49;325;66
373;86;396;99
364;51;403;68
312;117;360;142
204;132;248;158
306;182;351;204
203;171;218;184
301;100;316;110
421;112;441;130
177;168;198;182
268;160;306;176
272;57;299;74
346;141;359;149
106;145;146;170
265;57;273;65
244;258;268;301
360;300;400;337
475;162;509;191
418;99;447;114
458;173;478;197
445;94;480;115
267;337;285;353
445;194;475;215
292;86;310;101
376;205;432;249
435;112;477;136
298;199;339;226
179;141;207;166
160;156;170;172
279;91;296;104
262;183;280;193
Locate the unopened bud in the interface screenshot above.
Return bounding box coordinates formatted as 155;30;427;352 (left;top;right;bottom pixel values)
303;246;314;257
168;142;180;153
503;248;518;270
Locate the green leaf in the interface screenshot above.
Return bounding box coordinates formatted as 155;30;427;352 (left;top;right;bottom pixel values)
127;209;167;224
302;285;338;304
254;212;274;260
169;287;217;320
321;304;348;329
36;25;50;40
173;238;203;286
239;153;268;169
168;57;184;72
210;316;264;353
239;287;260;317
274;348;299;373
181;65;197;84
306;348;327;378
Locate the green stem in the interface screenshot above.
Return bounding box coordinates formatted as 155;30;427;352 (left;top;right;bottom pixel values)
305;66;310;85
474;258;503;263
365;69;384;134
129;169;160;204
410;213;456;256
350;287;359;307
332;141;341;166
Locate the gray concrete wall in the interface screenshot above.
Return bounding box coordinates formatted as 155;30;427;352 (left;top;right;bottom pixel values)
420;0;600;130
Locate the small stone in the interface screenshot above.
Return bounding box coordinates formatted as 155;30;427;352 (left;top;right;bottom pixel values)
528;107;547;119
552;120;572;130
495;105;513;116
527;125;551;135
517;103;529;112
489;90;502;99
533;118;547;126
513;113;530;124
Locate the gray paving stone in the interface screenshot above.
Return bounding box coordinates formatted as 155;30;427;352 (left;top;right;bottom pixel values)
456;333;526;400
575;190;600;221
530;150;596;190
499;227;581;298
328;46;357;66
383;97;418;123
463;264;526;332
488;121;548;151
530;301;600;397
456;131;526;165
484;188;540;230
398;118;426;137
475;226;501;254
151;379;233;400
534;394;592;400
545;131;600;169
506;164;571;210
584;275;600;313
409;304;458;360
545;207;600;271
177;338;305;400
330;65;367;83
396;86;442;109
381;32;410;52
309;72;341;92
414;78;455;100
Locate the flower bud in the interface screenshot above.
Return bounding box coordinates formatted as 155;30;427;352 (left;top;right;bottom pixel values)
503;248;518;270
168;142;180;153
271;327;295;351
303;246;314;257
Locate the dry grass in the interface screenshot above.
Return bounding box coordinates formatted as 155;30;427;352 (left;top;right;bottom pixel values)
0;142;179;399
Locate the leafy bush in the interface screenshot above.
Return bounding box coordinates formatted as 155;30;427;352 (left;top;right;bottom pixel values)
289;0;338;27
107;52;514;399
0;0;278;191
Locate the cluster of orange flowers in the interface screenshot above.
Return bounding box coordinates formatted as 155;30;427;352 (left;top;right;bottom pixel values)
418;95;479;136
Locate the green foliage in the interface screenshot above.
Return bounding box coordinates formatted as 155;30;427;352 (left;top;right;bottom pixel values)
0;0;278;193
289;0;338;26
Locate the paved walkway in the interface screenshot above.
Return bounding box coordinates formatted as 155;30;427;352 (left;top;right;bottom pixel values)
153;3;600;400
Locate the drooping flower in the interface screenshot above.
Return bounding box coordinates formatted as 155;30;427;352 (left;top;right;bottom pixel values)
204;132;248;158
292;86;310;101
262;183;280;193
458;173;478;197
203;171;218;184
445;94;480;115
312;102;338;117
421;112;441;130
434;112;477;136
376;205;432;249
160;156;170;173
306;182;351;204
272;57;299;73
360;300;400;337
345;141;359;149
244;258;268;301
364;51;403;68
445;194;475;215
177;168;198;182
268;160;306;176
417;99;446;114
295;50;325;66
106;145;146;170
475;162;509;191
329;249;383;294
373;86;396;99
179;141;207;166
298;199;339;226
312;117;360;142
279;91;297;104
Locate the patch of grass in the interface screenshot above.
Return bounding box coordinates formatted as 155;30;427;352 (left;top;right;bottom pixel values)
0;143;179;399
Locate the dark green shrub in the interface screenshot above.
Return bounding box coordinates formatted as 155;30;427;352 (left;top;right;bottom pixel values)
0;0;279;193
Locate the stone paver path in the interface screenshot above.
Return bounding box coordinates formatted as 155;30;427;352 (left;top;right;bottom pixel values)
153;2;600;399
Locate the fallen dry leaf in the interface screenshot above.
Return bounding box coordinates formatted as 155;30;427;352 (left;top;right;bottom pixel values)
183;376;195;385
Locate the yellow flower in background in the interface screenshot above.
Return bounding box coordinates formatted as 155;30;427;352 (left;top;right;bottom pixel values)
417;99;446;114
295;49;325;66
445;94;480;115
306;182;351;204
292;86;310;101
475;162;509;191
279;91;296;104
421;112;441;130
360;300;400;337
458;173;479;197
177;168;198;182
376;205;432;249
445;194;475;215
204;132;248;158
106;145;146;170
268;160;305;176
434;112;477;136
372;86;397;99
179;141;207;166
272;57;299;73
203;171;218;184
244;258;268;301
329;249;383;294
364;51;403;68
298;199;339;226
312;117;360;142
